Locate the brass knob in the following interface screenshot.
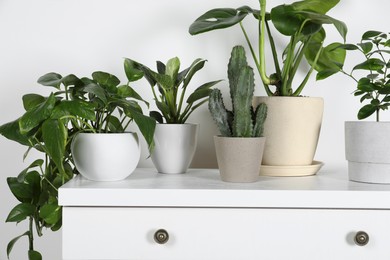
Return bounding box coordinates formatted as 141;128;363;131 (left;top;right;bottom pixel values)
154;229;169;244
354;231;369;246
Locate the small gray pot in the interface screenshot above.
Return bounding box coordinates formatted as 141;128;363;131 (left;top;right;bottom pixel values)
214;136;266;183
345;121;390;184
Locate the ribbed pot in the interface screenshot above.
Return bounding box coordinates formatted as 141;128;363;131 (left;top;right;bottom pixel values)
151;123;199;174
253;96;323;169
214;136;266;183
71;132;140;181
345;121;390;184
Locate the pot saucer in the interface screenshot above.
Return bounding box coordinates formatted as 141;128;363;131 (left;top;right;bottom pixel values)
260;161;324;177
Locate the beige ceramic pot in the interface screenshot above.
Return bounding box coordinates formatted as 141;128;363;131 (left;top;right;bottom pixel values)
253;96;323;168
214;136;266;183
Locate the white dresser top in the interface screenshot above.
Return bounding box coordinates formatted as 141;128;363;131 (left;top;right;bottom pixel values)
58;168;390;209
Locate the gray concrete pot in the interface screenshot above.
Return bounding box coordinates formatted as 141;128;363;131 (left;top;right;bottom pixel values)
345;121;390;184
214;136;266;183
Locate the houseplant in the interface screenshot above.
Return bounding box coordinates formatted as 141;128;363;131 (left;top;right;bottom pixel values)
209;45;267;182
124;57;221;173
189;0;347;174
0;66;155;259
338;30;390;183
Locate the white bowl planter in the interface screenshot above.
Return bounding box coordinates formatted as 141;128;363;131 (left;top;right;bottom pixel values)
71;132;140;181
345;121;390;184
151;123;199;174
253;96;323;176
214;136;266;183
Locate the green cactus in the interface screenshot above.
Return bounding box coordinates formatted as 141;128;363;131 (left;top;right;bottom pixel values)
208;45;267;137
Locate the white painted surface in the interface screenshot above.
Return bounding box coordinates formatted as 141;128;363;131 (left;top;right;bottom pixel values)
1;0;390;259
60;169;390;259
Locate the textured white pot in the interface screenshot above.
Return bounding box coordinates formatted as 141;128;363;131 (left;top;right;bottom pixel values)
345;121;390;184
71;132;140;181
214;136;266;183
253;96;323;167
151;123;199;174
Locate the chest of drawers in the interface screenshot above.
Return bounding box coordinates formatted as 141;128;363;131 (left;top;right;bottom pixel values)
59;168;390;260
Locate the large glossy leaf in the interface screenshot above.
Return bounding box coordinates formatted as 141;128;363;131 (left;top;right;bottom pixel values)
271;5;303;36
189;7;249;35
61;74;81;87
107;115;124;133
42;119;67;174
39;204;61;225
19;93;56;134
28;250;42;260
124;59;144;82
17;159;44;182
183;59;207;88
315;43;346;80
82;83;107;104
117;85;149;107
358;104;377;120
0;119;30;146
165;57;180;81
37;73;62;89
290;0;340;14
7;175;37;203
50;100;96;121
128;108;156;149
362;30;383;40
6;203;35;222
22;94;46;111
7;231;30;259
92;71;120;89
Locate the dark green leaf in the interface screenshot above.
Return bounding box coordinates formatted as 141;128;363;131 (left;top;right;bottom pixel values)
22;94;46;111
61;74;81;87
42;119;67;174
271;5;302;36
0;119;30;146
358;104;377;120
124;59;144;82
92;71;120;89
183;59;207;88
39;204;61;225
129;108;156;149
117;85;148;107
50;100;96;121
28;250;42;260
353;58;385;71
186;88;212;104
189;8;249;35
19;93;57;134
165;57;180;80
371;99;380;106
6;203;35;222
37;73;62;89
290;0;340;14
362;30;383;40
7;231;30;259
107;115;124;133
360;94;372;103
335;44;359;51
7;177;33;202
82;83;107;104
149;111;163;124
358;42;373;54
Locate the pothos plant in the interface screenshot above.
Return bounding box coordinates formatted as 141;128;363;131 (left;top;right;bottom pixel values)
0;64;155;260
189;0;347;96
337;30;390;121
124;57;221;124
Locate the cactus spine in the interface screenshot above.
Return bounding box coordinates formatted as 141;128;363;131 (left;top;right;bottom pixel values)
208;46;267;137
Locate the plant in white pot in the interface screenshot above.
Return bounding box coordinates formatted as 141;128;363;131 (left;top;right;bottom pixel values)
124;57;221;174
0;66;155;258
338;30;390;184
209;46;267;183
189;0;347;176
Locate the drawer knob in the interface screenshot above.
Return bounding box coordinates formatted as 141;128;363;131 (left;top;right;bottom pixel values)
354;231;369;246
154;229;169;244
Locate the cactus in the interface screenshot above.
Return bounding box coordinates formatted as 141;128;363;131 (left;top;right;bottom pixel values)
208;45;267;137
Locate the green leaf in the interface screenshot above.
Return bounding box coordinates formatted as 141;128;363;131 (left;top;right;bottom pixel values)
124;59;144;82
19;93;57;134
129;108;156;149
0;119;30;146
334;43;359;51
6;203;35;222
92;71;120;89
362;30;383;40
51;100;96;121
165;57;180;81
358;42;373;54
22;94;46;111
82;83;107;104
61;74;81;87
39;204;61;225
42;119;67;174
271;5;302;36
186;80;222;103
7;231;30;259
107;115;124;133
149;111;163;124
117;85;148;106
7;177;33;202
353;58;385;71
358;104;377;120
189;8;249;35
182;59;207;88
37;73;63;89
28;250;42;260
290;0;340;14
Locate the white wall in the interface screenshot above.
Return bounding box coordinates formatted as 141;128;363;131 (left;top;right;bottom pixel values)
0;0;389;259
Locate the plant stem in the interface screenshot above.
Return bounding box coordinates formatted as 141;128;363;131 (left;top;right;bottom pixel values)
28;217;34;251
259;0;271;86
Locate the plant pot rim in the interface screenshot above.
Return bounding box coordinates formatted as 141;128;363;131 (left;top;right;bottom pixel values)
214;135;265;140
75;132;137;136
255;96;323;100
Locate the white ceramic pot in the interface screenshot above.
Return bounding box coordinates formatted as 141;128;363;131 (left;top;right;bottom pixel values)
151;123;199;174
214;136;266;183
345;121;390;184
253;96;323;168
71;132;140;181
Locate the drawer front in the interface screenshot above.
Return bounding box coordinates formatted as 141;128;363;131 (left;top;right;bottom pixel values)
63;207;390;260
